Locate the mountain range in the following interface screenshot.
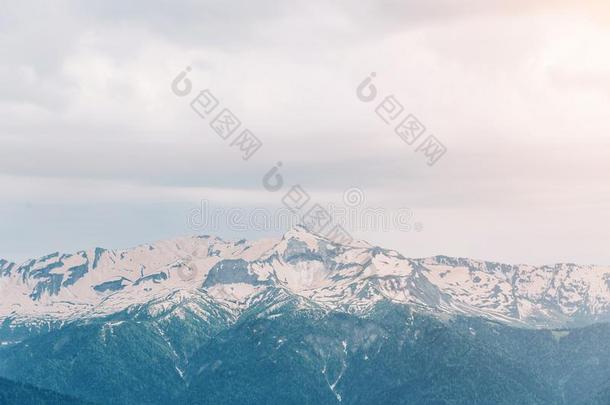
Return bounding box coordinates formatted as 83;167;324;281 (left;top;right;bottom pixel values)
1;226;610;404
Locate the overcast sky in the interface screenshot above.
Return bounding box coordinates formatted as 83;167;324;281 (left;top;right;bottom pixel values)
1;0;609;265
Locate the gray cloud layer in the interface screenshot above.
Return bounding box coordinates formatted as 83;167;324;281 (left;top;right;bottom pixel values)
1;0;609;264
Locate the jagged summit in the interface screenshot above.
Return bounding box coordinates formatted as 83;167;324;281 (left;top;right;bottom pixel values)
1;227;610;329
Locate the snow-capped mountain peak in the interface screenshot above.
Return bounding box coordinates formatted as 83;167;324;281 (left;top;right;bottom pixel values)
2;227;610;329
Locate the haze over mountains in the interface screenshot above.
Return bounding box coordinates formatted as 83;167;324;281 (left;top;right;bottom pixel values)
1;227;610;404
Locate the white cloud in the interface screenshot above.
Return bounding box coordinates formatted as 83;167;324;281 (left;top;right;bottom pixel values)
1;0;609;264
